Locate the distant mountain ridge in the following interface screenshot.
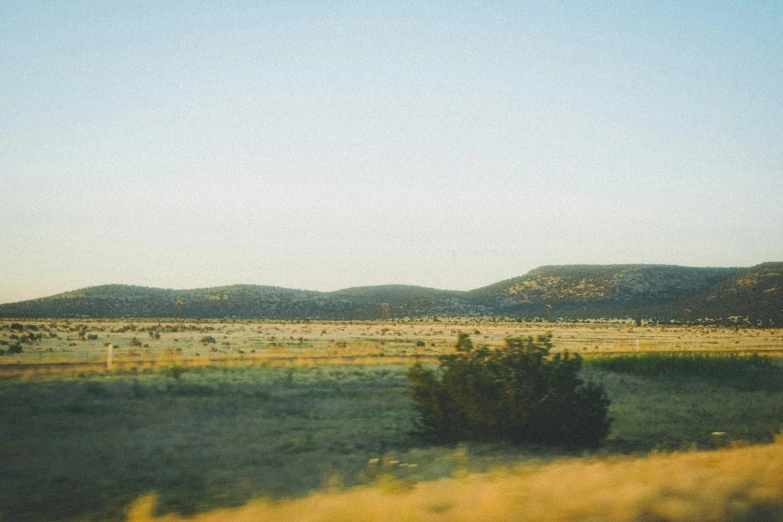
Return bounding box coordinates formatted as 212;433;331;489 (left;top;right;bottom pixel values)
1;263;781;324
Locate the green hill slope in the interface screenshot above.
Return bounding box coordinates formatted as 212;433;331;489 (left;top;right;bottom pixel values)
0;284;363;319
0;264;780;322
332;285;485;317
470;265;745;319
662;262;783;326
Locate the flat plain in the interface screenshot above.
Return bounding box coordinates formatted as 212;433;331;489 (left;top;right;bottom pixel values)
1;319;782;521
3;318;783;371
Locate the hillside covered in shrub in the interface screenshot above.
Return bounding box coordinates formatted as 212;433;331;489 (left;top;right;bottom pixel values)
1;263;781;324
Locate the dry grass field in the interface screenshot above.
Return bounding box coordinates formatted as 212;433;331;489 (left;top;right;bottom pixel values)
1;318;781;521
3;318;782;373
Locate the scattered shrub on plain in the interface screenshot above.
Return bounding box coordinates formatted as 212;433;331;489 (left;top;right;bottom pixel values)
408;333;611;448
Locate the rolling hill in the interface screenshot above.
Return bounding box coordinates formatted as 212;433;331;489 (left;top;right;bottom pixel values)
469;265;746;320
1;264;781;323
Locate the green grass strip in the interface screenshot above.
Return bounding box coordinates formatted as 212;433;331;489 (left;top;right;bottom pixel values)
586;352;783;391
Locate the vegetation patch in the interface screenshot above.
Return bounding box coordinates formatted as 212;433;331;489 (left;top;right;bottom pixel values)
588;352;783;391
126;435;783;522
0;321;781;521
409;333;611;447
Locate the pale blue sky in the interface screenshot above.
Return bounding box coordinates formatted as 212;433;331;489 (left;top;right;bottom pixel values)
2;2;782;303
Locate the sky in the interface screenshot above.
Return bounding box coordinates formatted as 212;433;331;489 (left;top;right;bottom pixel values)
1;1;782;304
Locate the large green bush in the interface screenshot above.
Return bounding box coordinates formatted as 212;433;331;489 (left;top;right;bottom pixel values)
408;333;611;448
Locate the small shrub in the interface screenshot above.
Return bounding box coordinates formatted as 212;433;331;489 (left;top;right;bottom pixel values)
7;343;23;355
128;337;142;347
201;336;217;344
408;333;611;448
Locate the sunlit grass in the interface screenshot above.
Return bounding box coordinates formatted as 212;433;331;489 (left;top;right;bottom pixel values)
127;434;783;522
3;319;783;374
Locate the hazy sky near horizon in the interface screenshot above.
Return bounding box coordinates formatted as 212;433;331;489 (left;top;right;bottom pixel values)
2;2;782;304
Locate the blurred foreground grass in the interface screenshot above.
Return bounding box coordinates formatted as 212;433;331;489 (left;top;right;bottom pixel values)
128;434;783;522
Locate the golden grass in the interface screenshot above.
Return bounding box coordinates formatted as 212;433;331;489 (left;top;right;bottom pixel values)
4;319;783;375
127;436;783;522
